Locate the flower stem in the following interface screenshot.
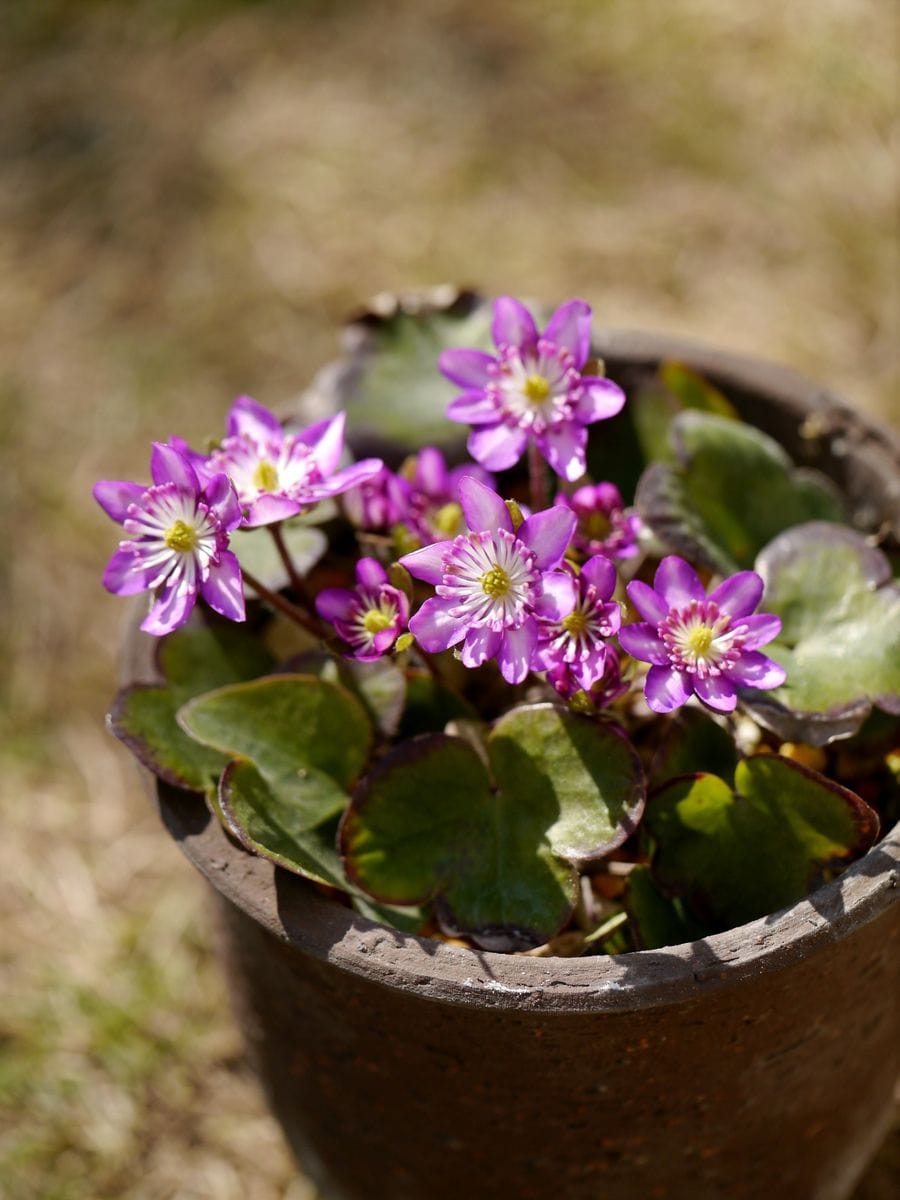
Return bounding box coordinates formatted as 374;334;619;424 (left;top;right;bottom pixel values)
242;567;324;638
528;441;548;512
269;523;314;608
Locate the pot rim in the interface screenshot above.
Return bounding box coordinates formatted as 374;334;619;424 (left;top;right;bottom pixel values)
132;330;900;1014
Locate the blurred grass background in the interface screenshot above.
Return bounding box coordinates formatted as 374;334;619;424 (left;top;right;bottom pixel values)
0;1;897;1197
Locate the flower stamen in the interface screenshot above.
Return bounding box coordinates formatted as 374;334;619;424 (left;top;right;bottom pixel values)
480;565;512;598
164;519;199;553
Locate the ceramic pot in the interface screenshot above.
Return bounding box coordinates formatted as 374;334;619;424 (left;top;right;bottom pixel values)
128;333;900;1200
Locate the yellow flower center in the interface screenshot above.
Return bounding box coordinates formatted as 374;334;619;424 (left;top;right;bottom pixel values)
684;626;714;658
562;611;588;636
252;460;280;492
362;609;393;635
433;501;463;536
523;374;551;404
585;511;612;540
163;520;198;553
480;565;511;598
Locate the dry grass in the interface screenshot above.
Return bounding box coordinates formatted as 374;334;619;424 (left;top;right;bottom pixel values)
0;1;897;1196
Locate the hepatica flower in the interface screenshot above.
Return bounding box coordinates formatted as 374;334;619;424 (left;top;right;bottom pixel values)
205;396;383;526
619;556;786;713
534;555;622;692
439;297;625;481
400;477;576;684
315;558;409;660
402;447;494;543
94;443;245;636
557;482;641;561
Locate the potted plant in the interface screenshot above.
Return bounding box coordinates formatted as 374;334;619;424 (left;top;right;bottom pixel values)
99;290;899;1200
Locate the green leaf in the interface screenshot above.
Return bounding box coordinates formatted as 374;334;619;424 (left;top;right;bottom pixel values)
745;523;900;744
397;670;477;738
342;704;645;949
109;618;276;793
310;289;494;457
635;411;845;572
219;764;347;887
287;650;407;738
178;675;373;887
179;674;370;788
230;522;327;592
649;707;739;787
645;755;880;932
624;864;706;950
631;361;738;465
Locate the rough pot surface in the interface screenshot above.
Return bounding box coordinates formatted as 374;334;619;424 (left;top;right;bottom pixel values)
127;332;900;1200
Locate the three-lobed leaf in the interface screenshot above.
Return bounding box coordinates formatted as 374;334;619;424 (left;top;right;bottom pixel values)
179;675;373;887
341;704;645;949
307;289;494;457
744;522;900;744
109;618;276;793
644;754;880;933
635;410;844;573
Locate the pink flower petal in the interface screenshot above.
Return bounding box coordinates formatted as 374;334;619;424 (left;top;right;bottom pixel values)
413;447;449;496
618;623;670;666
356;557;389;589
141;581;196;636
497;618;539;684
580;554;617;598
310;458;384;500
654;556;705;608
408;597;468;653
693;674;738;713
538;422;587;482
626;580;668;624
491;296;539;351
644;665;692;713
227;395;283;443
438;348;496;388
93;480;146;523
204;474;243;530
315;588;356;623
576;377;626;423
306;413;346;477
460;626;502;668
709;571;763;618
534;571;577;620
544;299;592;364
150;442;199;492
399;540;450;586
519;505;577;571
467;423;528;472
244;494;302;527
458;475;511;534
447;391;500;425
102;548;155;596
201;551;246;623
727;651;787;690
738;613;783;650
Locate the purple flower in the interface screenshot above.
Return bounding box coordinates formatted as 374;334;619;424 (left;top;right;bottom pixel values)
556;482;641;561
439;297;625;482
399;477;576;684
403;447;495;542
342;466;410;531
534;555;622;691
547;645;627;708
94;443;245;636
618;556;786;714
204;396;383;527
315;558;409;661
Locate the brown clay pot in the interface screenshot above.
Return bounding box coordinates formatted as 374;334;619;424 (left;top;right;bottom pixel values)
129;333;900;1200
